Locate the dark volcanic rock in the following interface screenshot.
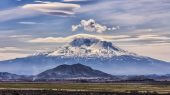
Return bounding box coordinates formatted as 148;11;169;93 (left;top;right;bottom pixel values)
36;64;113;80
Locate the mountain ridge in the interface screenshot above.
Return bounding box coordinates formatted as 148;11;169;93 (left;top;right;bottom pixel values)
0;64;170;82
0;35;170;75
36;63;114;80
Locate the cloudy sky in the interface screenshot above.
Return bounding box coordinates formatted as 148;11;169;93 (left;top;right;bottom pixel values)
0;0;170;62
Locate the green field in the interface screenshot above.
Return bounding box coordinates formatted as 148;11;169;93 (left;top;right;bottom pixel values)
0;83;170;94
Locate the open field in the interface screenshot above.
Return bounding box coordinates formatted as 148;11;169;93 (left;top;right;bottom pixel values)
0;82;170;94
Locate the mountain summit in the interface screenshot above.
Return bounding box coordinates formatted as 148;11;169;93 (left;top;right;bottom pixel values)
0;35;170;75
47;37;133;57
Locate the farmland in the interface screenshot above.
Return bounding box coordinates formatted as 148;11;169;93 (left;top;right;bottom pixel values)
0;82;170;95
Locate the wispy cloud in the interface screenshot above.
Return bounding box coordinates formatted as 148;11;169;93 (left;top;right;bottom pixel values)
0;47;23;52
0;46;33;53
28;34;127;43
78;0;170;26
8;35;31;38
18;21;42;25
22;2;80;16
0;1;80;22
0;52;29;61
28;34;103;43
0;7;37;22
120;43;170;62
63;0;88;2
28;34;170;46
116;35;170;42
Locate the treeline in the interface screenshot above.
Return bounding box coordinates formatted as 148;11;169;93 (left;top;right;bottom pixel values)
0;90;169;95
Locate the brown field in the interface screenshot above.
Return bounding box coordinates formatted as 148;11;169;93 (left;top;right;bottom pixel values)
0;82;170;94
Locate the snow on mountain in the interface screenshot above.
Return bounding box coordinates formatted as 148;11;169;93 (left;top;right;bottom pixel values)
0;35;170;75
47;37;136;58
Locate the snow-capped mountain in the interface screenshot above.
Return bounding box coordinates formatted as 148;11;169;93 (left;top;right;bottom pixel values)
0;36;170;75
47;37;135;58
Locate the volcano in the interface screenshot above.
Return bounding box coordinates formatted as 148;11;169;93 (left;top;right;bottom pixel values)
36;64;113;80
0;34;170;75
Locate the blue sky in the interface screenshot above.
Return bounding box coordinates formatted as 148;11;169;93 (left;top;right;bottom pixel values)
0;0;170;61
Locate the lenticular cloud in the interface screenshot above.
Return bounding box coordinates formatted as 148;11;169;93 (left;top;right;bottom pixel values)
22;2;80;16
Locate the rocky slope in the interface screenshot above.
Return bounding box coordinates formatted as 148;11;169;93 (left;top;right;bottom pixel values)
36;64;113;80
0;35;170;75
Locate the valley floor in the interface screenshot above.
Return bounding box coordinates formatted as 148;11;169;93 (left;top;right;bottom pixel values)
0;82;170;95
